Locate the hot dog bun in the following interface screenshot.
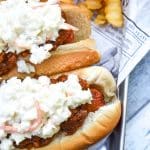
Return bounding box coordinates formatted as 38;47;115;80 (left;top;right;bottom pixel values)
36;66;121;150
1;39;100;80
60;3;91;42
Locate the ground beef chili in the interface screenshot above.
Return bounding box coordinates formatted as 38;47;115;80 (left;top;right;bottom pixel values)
60;108;88;135
0;29;74;76
50;29;74;51
14;136;52;149
0;52;17;76
14;75;105;149
81;88;105;112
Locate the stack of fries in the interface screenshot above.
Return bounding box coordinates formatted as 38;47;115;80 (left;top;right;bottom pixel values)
60;0;124;27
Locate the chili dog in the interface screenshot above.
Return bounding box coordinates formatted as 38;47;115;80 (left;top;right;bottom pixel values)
0;0;100;79
0;66;121;149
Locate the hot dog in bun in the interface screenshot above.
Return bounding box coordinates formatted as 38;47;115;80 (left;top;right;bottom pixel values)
0;0;100;79
0;66;121;149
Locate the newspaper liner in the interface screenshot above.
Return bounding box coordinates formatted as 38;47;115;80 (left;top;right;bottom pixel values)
0;0;149;149
76;0;150;149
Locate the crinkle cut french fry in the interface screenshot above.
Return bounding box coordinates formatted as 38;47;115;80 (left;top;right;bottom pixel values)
94;14;107;25
104;0;123;27
98;7;105;14
85;0;102;10
78;2;93;20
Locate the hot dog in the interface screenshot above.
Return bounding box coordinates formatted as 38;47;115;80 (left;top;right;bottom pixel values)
0;66;121;149
0;0;100;79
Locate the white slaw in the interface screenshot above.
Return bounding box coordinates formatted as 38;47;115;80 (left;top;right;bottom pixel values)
0;74;92;149
0;0;77;66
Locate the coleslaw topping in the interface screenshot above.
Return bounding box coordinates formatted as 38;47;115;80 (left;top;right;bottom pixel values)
0;0;77;64
0;74;92;149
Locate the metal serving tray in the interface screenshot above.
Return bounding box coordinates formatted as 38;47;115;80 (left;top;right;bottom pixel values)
88;77;129;150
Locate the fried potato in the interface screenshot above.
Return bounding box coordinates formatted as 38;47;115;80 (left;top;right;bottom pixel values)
85;0;102;10
77;1;87;7
104;0;123;27
94;14;107;25
78;2;93;20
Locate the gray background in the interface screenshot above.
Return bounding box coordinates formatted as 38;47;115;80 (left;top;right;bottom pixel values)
124;51;150;150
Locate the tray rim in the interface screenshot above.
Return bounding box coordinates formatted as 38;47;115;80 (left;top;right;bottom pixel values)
119;76;129;150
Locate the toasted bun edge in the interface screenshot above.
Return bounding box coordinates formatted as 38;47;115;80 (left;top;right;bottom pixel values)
1;41;100;80
61;3;91;42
